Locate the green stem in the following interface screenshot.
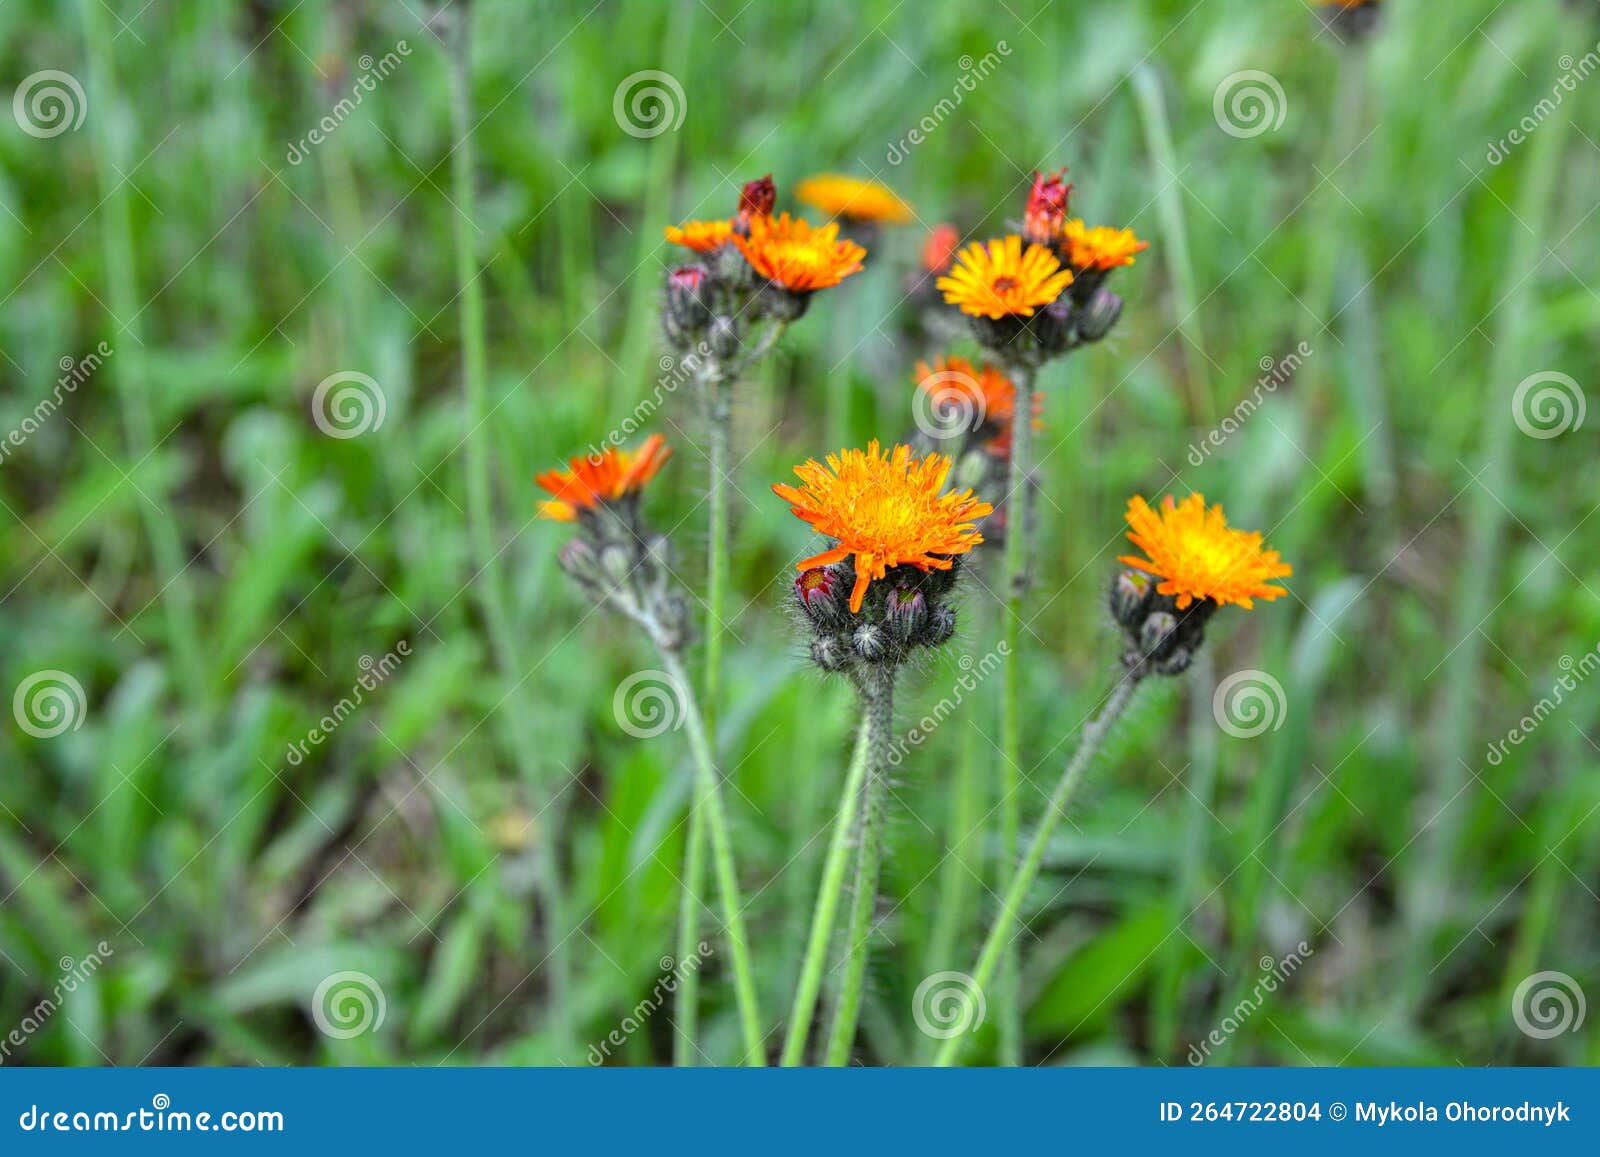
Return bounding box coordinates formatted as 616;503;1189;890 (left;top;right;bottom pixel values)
997;363;1036;1066
672;796;707;1066
824;670;895;1065
446;13;572;1049
675;373;731;1065
80;0;210;727
780;717;872;1066
935;673;1142;1066
925;619;992;983
658;648;767;1065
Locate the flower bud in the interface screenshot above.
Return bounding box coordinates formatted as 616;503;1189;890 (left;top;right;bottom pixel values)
1022;169;1072;248
664;266;714;338
598;542;637;588
759;283;811;322
1139;611;1179;658
1110;570;1153;628
924;605;957;648
885;587;928;645
853;622;887;663
708;315;741;360
735;173;776;232
1075;287;1123;344
810;635;852;672
795;566;848;629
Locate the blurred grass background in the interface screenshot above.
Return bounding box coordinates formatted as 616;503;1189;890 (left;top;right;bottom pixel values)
1;0;1597;1066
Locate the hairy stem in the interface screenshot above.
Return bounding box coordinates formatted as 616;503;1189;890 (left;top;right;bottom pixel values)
779;716;871;1066
997;362;1036;1065
658;648;767;1064
935;673;1142;1066
823;669;896;1065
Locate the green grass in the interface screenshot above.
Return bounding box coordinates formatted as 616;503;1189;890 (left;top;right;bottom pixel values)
1;0;1597;1066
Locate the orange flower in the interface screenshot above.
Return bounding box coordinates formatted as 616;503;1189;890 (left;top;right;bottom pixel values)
795;173;914;225
936;235;1074;319
922;224;960;273
773;441;992;613
733;212;866;292
1061;219;1149;272
664;219;735;253
915;355;1018;429
536;435;671;521
1118;493;1291;610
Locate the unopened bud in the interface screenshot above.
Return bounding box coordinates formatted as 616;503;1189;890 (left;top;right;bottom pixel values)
1075;287;1123;343
885;587;928;645
1110;570;1153;628
853;623;887;663
708;316;741;360
664;266;714;338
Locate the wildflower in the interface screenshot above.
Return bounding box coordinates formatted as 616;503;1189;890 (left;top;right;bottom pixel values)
914;355;1019;449
1022;168;1072;247
662;266;714;344
539;434;685;647
536;434;672;522
1111;493;1292;676
733;212;867;294
795;173;914;225
735;173;776;232
921;223;960;274
936;235;1073;320
776;441;990;612
664;219;735;253
1061;220;1148;274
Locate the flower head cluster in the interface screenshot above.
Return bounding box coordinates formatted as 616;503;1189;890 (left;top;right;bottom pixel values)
775;442;990;671
662;175;867;346
936;168;1145;362
538;435;687;649
1109;493;1292;676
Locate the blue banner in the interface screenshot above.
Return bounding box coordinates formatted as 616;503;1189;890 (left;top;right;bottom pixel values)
1;1068;1593;1152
